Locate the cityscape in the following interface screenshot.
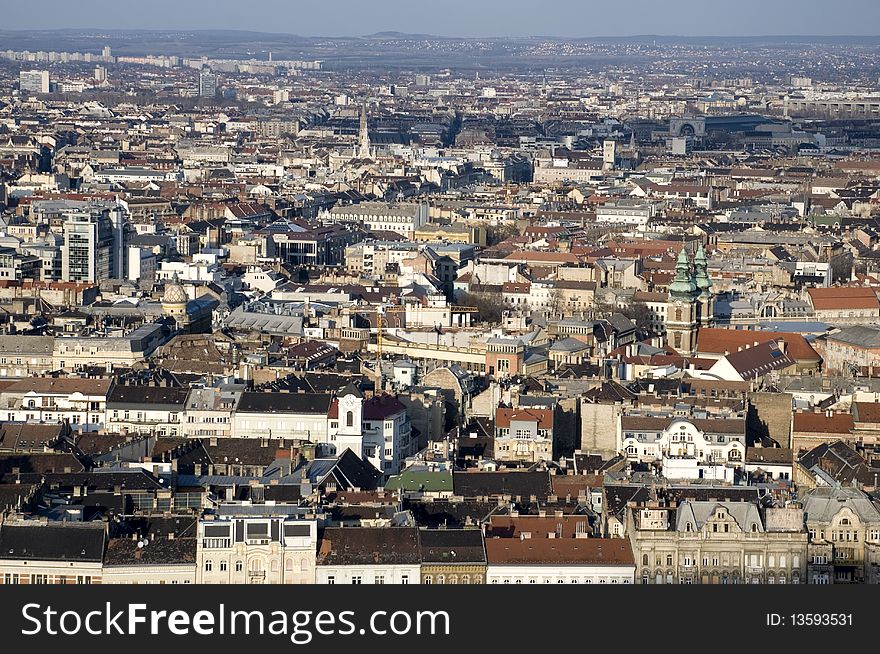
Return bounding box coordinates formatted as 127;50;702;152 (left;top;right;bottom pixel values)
2;13;880;588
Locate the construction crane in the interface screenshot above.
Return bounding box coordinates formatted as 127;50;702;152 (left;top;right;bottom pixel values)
375;305;479;358
375;305;407;360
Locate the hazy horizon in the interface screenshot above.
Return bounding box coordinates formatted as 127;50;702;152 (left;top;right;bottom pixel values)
2;0;880;39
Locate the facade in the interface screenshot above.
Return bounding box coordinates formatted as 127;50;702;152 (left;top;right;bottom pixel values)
19;70;49;94
60;205;128;283
494;407;554;464
627;502;807;584
419;529;487;584
323;202;429;239
485;538;635;584
196;516;317;585
619;415;746;469
232;391;332;442
105;385;188;437
0;522;105;585
316;527;421;584
802;486;880;584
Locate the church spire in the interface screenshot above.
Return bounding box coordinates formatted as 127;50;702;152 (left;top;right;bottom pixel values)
358;104;370;159
694;244;712;298
668;248;697;301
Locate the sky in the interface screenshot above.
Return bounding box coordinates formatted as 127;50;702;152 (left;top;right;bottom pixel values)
1;0;879;38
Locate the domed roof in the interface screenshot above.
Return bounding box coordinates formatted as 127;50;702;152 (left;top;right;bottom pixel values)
162;281;188;305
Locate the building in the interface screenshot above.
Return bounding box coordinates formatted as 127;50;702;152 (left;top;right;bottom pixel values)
60;204;128;283
619;415;746;469
0;521;105;585
485;537;635;584
198;68;218;98
196;516;317;584
494;407;554;464
419;529;487;584
822;325;880;375
627;502;807;584
323;202;429;239
233;391;332;442
315;527;421;584
19;70;49;94
105;385;188;437
802;486;880;584
806;287;880;324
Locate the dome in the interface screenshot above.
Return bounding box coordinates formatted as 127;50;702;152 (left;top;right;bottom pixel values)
162;282;188;305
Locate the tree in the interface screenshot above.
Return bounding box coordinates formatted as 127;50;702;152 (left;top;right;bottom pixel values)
458;290;506;325
486;223;520;246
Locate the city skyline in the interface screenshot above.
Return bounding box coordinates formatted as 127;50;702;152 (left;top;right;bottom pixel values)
2;0;880;38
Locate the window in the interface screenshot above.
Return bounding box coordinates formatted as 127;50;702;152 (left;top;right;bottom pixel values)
235;561;243;572
346;411;354;428
352;576;362;585
205;560;213;572
327;576;335;585
220;561;227;572
375;575;385;585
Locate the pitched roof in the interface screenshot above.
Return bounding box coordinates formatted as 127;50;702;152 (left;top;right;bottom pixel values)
484;537;634;566
418;528;486;564
807;286;880;311
695;328;819;362
316;527;421;566
793;412;854;435
0;523;105;562
453;471;553;500
494;407;553;429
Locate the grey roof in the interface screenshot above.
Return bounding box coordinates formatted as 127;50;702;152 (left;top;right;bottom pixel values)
827;325;880;349
675;501;764;533
802;486;880;525
0;335;53;355
550;337;590;353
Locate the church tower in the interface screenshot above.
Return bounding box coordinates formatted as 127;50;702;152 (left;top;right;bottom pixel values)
334;382;364;458
693;244;714;327
666;248;699;355
357;104;371;159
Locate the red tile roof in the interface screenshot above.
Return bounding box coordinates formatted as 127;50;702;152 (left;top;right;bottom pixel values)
695;328;819;363
495;408;554;430
485;537;634;566
793;412;854;434
807;286;880;311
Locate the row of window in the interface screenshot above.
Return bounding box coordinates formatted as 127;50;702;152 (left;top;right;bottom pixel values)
327;575;409;584
490;578;630;584
643;554;801;568
204;559;310;573
3;574;93;584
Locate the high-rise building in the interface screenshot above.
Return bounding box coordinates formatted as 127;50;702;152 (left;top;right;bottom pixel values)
60;205;128;283
94;66;107;83
102;46;112;58
198;68;218;98
19;70;49;94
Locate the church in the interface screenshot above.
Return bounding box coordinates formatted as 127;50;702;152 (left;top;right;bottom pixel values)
665;245;714;356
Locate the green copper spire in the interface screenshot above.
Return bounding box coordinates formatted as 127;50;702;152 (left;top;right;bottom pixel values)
669;248;697;301
694;244;712;299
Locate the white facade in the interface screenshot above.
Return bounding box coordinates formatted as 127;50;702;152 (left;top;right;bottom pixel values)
197;517;317;585
315;563;419;585
486;563;634;585
619;418;745;468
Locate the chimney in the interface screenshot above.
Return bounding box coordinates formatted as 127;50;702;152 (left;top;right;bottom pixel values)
777;338;786;354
